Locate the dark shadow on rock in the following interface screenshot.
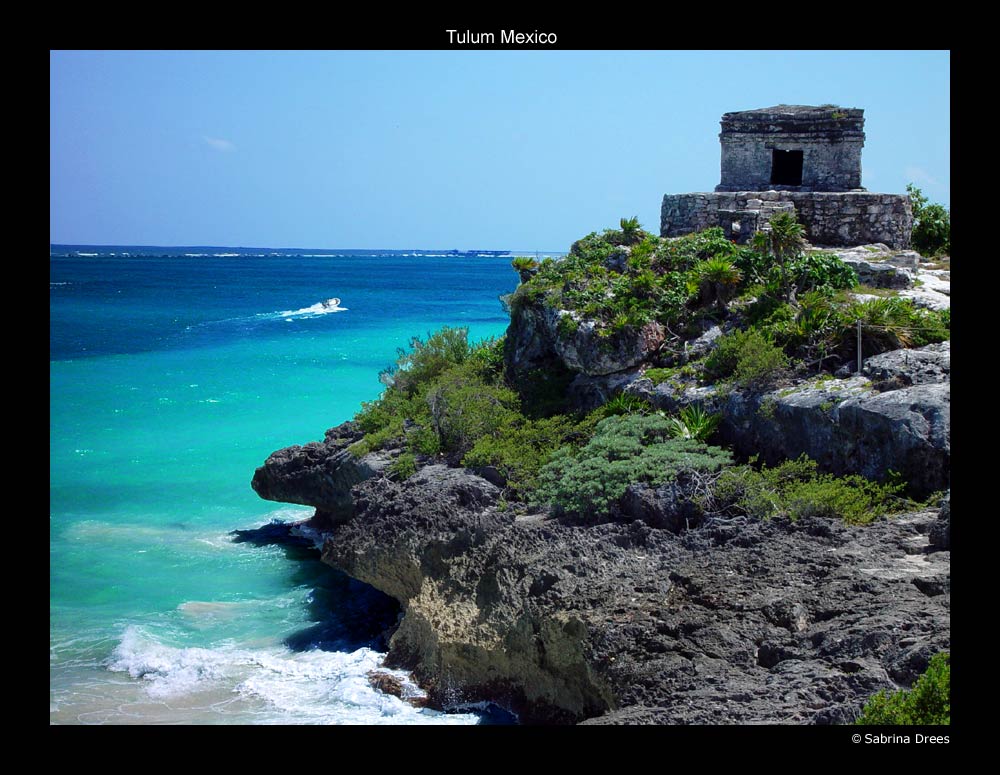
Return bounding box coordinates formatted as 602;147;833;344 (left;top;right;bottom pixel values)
231;520;402;653
472;704;519;725
230;520;314;549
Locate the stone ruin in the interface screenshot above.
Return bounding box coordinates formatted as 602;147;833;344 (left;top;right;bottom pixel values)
661;105;912;248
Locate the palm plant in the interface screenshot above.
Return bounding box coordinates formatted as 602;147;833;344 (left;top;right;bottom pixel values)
511;256;539;284
761;212;806;300
846;297;915;354
620;216;643;245
695;257;742;313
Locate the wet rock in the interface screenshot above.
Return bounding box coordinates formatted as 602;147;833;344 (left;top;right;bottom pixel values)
367;670;429;708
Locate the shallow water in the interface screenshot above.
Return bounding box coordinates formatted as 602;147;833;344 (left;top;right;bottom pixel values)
50;249;522;724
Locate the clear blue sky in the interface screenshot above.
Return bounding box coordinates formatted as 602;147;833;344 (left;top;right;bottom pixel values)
50;50;949;250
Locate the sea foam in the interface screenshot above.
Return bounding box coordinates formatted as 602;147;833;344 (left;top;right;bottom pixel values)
106;626;479;724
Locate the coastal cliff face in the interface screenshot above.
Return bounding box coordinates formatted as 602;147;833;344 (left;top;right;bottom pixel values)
250;230;950;724
252;438;949;724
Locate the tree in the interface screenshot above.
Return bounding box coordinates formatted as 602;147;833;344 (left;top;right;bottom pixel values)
756;211;806;301
907;184;950;257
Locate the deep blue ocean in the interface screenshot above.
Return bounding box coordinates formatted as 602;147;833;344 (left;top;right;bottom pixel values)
49;247;532;724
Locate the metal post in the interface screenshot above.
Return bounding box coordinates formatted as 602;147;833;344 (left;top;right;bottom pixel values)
856;319;862;374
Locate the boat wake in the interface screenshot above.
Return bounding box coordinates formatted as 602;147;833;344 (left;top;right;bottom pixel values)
279;298;347;320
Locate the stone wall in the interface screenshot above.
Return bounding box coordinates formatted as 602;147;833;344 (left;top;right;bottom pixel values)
717;106;865;192
660;191;912;249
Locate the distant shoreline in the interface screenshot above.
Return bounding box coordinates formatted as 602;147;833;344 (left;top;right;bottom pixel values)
50;245;567;259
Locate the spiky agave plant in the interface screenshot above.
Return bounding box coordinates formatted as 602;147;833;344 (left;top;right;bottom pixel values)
665;404;721;442
602;392;652;417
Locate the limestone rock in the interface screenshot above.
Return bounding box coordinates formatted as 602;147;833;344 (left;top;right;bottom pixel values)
250;421;389;524
929;492;950;551
311;463;949;724
832;254;915;289
553;317;665;377
614;480;704;533
505;298;665;380
567;369;643;412
863;341;949;387
631;357;949;496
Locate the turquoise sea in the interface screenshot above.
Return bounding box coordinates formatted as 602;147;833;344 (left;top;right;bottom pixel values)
49;248;527;724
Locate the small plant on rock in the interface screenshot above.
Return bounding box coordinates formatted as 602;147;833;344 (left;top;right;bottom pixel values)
665;404;721;442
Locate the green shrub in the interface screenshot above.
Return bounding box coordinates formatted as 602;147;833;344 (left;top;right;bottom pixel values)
468;335;506;379
426;363;520;455
789;252;858;293
407;424;441;456
515;364;576;419
517;227;740;338
707;455;908;525
380;326;474;397
855;652;950;725
388;452;417;480
557;314;580;338
464;413;598;498
907;184;950;257
694;256;742;312
844;297;950;356
351;327;518;458
533;414;732;519
655;227;740;272
643;367;679;386
569;231;618;262
703;328;789;387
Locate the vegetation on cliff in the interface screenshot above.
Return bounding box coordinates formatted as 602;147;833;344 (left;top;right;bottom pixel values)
533;414;732;519
346;217;945;522
253;216;951;725
907;184;950;257
855;652;950;725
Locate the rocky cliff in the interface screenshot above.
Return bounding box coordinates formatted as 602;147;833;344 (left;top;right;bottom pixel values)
249;235;950;724
252;441;949;724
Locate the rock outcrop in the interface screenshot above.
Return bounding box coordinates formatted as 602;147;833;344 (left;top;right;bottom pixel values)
261;459;952;724
824;245;919;288
619;342;951;496
862;341;950;388
250;253;950;724
251;422;390;526
504;302;665;380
